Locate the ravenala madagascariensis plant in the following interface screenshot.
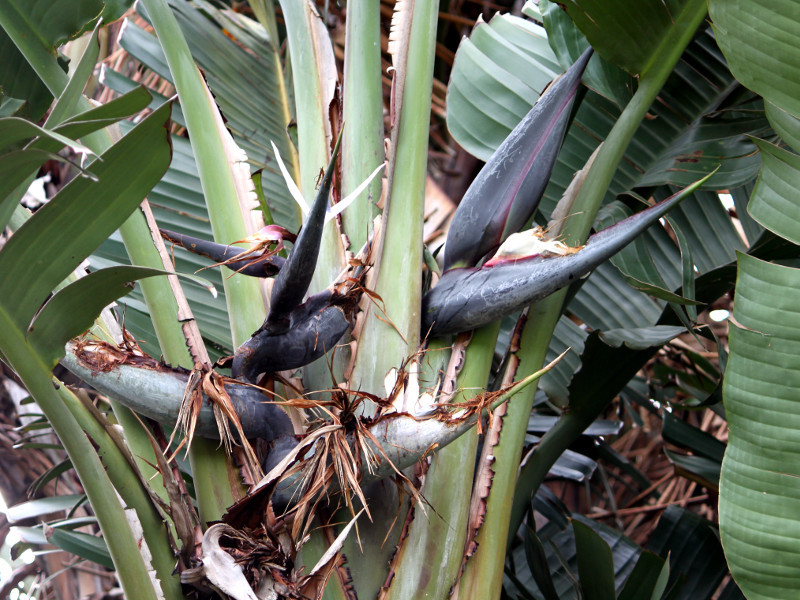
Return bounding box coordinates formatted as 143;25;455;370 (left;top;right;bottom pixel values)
2;0;800;599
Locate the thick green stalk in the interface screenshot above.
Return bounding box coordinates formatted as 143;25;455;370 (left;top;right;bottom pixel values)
247;0;299;212
341;0;384;249
141;0;267;522
279;0;344;290
140;0;266;345
336;4;438;592
279;0;347;392
0;312;160;600
349;0;439;397
55;386;184;600
386;324;500;599
458;2;709;597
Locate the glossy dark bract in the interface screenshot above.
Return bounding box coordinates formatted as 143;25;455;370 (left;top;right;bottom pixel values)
443;49;592;270
424;186;695;335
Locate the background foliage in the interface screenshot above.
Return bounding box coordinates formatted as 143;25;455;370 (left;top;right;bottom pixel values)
1;1;798;599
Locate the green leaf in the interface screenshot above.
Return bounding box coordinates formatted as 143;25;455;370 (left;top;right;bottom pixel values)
539;0;635;108
569;262;663;330
45;21;101;127
0;89;151;232
100;0;137;23
5;0;105;46
6;494;87;523
664;449;720;489
48;528;114;569
564;331;656;425
522;526;561;600
573;520;616;600
446;12;560;161
670;219;697;321
648;506;729;600
556;0;701;76
508;516;644;599
710;0;800;117
598;326;686;350
666;190;745;276
0;96;25;117
767;100;800;153
0;0;104;120
0;31;54;121
101;67;187;127
29;459;73;496
720;253;800;598
748;138;800;245
0;102;172;331
49;516;100;530
0;117;94;155
618;550;669;600
53;86;153;141
663;413;726;463
27;266;176;368
12;527;47;546
538;316;587;405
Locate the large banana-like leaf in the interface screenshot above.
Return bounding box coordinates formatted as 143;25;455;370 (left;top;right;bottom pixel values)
446;13;561;161
447;11;766;201
720;254;800;599
711;0;800;119
554;0;700;77
710;2;800;598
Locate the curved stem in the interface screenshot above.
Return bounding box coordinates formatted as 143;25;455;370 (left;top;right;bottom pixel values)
458;2;710;597
0;312;160;600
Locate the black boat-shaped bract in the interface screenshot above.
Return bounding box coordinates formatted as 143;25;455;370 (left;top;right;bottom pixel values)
424;180;706;336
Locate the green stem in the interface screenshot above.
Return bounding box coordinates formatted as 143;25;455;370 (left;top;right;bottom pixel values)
141;0;266;346
341;0;384;250
55;386;184;600
386;325;500;599
279;0;346;393
0;312;160;600
141;0;266;521
279;0;344;290
459;2;709;597
349;0;439;399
